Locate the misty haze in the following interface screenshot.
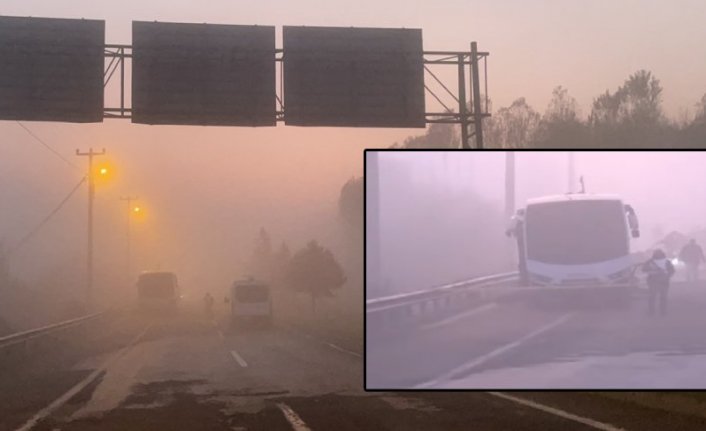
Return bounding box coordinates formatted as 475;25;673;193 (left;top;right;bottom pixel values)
367;151;706;391
5;0;706;429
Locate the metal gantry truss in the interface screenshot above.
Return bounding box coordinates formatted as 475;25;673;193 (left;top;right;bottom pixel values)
102;42;489;148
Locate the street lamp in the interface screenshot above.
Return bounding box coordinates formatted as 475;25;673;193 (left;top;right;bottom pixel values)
76;148;106;307
120;196;139;281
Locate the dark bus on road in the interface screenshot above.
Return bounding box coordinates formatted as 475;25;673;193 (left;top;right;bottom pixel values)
137;271;180;312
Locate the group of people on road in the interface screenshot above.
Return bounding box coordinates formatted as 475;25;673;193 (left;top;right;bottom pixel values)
641;239;705;317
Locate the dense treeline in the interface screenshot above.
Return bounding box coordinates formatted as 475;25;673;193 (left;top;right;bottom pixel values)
392;70;706;149
486;70;706;148
245;228;346;314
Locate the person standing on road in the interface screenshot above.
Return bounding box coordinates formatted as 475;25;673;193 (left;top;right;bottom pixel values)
679;239;705;284
203;292;214;318
642;249;675;316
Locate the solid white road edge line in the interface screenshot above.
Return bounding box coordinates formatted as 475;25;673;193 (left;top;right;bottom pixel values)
416;313;574;388
325;342;363;358
276;402;312;431
230;349;248;367
422;302;498;330
488;392;627;431
14;324;153;431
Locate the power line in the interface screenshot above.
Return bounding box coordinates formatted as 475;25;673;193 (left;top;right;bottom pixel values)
3;176;87;258
16;121;82;171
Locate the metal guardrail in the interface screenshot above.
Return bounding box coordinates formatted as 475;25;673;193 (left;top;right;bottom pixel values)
366;271;519;314
0;311;107;350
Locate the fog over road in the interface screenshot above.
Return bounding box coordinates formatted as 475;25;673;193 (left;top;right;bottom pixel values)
368;280;706;392
2;302;706;430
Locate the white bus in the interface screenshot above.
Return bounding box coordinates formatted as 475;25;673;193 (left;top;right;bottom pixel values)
507;194;640;288
229;278;272;326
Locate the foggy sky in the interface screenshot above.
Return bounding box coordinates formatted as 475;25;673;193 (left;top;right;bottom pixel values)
3;0;706;118
383;151;706;244
3;1;706;296
374;151;706;294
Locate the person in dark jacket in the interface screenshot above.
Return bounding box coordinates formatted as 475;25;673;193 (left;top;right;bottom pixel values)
642;249;675;316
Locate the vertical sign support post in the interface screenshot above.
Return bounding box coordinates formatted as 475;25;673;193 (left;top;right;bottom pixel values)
471;41;484;149
458;54;469;149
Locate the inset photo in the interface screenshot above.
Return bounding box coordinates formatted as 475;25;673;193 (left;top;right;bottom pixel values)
366;150;706;390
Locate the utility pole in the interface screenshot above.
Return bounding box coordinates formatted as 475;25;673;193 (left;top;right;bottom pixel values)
568;151;576;193
505;152;516;220
367;152;383;296
76;148;106;307
505;152;517;267
119;195;138;281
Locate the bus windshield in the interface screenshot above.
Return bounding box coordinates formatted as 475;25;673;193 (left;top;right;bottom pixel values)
234;284;269;303
525;200;628;265
138;273;176;299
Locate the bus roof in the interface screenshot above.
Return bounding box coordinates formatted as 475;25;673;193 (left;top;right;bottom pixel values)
232;278;267;287
526;193;623;206
139;271;177;277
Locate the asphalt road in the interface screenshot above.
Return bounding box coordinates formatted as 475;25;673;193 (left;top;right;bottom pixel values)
3;298;706;430
368;280;706;390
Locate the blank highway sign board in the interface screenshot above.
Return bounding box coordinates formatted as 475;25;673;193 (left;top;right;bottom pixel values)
132;21;276;126
283;26;425;128
0;16;105;123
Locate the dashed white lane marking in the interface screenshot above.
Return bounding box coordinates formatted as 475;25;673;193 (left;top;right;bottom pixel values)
488;392;627;431
422;302;498;330
276;402;312;431
14;324;153;431
287;327;362;359
325;342;362;358
211;319;226;340
230;349;248;367
417;313;574;388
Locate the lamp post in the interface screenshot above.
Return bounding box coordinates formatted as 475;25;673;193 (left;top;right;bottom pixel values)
75;148;107;307
120;196;139;280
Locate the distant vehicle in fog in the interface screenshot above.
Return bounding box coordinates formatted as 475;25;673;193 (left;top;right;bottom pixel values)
507;194;640;289
228;278;272;327
137;271;180;311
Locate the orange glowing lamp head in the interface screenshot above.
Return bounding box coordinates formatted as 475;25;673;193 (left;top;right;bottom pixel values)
93;161;114;183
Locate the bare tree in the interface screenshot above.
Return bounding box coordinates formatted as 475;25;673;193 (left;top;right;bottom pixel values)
393;122;460;149
533;86;589;148
484;98;540;148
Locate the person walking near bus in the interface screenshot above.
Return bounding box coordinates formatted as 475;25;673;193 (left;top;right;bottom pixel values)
642;249;675;316
679;239;705;284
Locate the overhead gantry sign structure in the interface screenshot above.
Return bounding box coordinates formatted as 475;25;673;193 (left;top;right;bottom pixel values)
0;16;490;148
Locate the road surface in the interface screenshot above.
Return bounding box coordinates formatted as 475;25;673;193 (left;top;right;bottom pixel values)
368;281;706;390
2;301;706;430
